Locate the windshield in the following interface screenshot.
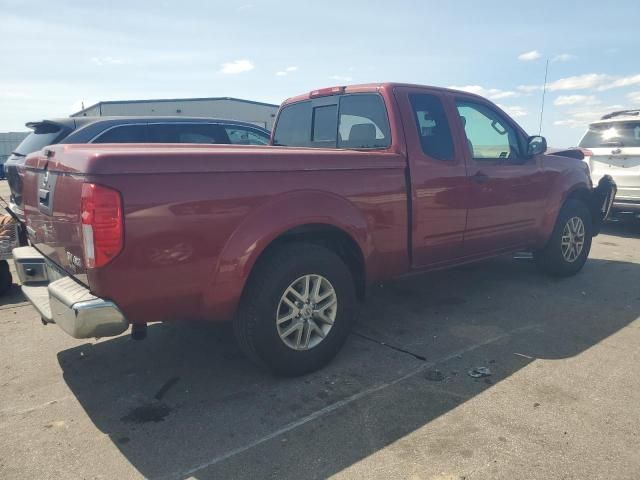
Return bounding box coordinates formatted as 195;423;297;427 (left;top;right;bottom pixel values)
579;121;640;148
13;123;65;156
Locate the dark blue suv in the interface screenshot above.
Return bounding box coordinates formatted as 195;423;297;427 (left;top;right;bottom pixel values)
4;116;271;220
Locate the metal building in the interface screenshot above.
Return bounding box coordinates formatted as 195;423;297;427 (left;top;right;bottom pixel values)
0;132;29;165
71;97;280;130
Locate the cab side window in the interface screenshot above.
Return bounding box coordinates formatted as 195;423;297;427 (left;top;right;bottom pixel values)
409;93;454;161
455;101;522;160
337;94;390;149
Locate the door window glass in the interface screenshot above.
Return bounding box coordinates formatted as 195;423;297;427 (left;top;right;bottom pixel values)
456;101;521;160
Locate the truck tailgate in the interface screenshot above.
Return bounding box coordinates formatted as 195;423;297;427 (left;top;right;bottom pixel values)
22;159;89;284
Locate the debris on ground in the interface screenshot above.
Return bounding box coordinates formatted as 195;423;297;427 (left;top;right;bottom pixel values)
425;369;445;382
467;366;492;378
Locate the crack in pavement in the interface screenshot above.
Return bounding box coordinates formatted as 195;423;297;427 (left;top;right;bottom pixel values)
352;330;427;361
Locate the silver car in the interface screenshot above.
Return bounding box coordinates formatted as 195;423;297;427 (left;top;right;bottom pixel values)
579;110;640;217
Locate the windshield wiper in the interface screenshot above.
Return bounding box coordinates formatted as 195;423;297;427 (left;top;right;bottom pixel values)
11;151;26;157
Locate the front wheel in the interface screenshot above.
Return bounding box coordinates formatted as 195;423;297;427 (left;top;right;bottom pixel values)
534;199;593;277
234;243;357;376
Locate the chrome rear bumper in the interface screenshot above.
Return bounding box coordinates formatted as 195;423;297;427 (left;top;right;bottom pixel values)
12;246;128;339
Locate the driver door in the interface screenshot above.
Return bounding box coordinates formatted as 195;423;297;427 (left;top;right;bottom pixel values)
453;98;547;256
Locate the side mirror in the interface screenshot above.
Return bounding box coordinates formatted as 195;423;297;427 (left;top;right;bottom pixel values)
527;135;547;157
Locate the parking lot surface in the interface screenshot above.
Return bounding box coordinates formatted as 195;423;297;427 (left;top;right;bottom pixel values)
1;179;639;479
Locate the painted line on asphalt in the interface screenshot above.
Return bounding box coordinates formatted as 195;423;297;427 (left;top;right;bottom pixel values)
0;396;74;420
168;322;543;480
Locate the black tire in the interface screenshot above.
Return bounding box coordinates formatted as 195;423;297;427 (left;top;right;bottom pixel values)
534;199;593;277
234;243;357;376
0;260;12;296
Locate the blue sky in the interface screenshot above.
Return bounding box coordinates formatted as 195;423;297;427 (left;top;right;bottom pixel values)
1;0;639;146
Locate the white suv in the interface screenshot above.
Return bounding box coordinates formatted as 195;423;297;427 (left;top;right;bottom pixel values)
579;110;640;217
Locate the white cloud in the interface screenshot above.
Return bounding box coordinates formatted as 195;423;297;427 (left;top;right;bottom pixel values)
518;50;541;61
517;84;542;93
220;59;254;74
553;95;600;106
449;85;518;100
548;74;610;91
275;66;299;76
628;91;640;105
552;53;575;62
497;104;528;118
330;75;353;82
91;56;124;66
553;105;627;128
598;74;640;91
520;73;640;93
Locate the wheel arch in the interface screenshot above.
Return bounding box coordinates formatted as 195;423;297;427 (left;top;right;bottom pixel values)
539;175;593;246
203;190;372;320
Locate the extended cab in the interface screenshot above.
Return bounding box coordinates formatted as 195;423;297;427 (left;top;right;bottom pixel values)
14;83;615;376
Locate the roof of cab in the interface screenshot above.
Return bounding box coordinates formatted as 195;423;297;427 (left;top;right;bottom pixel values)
281;82;488;105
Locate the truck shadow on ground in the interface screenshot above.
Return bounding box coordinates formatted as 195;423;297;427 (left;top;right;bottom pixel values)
57;255;640;479
601;218;640;239
0;282;26;308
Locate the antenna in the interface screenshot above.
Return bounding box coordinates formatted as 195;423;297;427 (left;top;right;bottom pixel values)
538;58;549;135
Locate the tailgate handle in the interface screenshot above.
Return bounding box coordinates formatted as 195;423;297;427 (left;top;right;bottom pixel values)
471;172;490;184
39;188;50;204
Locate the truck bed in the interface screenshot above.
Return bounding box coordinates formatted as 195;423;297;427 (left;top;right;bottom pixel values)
22;143;409;323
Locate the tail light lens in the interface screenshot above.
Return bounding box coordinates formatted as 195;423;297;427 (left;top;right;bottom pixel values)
81;183;123;268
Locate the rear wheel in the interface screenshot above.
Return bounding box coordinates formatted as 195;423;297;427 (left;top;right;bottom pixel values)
534;199;592;277
234;243;356;376
0;260;12;296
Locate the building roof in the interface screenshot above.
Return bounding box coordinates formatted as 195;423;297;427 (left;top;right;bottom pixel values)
71;96;280;117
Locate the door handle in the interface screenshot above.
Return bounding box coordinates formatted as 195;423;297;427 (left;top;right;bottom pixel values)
471;172;490;184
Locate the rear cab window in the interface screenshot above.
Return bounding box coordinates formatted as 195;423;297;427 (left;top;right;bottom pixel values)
579;122;640;148
273;93;391;149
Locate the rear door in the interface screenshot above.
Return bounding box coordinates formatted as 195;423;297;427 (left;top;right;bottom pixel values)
394;87;468;268
453;97;546;256
580;120;640;203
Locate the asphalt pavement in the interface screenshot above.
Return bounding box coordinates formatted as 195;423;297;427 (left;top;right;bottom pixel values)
1;179;639;479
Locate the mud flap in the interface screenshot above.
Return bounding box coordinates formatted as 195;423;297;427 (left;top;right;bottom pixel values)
591;175;616;235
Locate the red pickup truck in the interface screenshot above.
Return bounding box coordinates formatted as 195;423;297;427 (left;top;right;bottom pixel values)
14;83;615;376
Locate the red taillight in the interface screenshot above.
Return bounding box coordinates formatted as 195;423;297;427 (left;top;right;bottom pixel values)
81;183;123;268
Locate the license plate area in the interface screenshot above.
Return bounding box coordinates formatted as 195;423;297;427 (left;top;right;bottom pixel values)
45;257;67;282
